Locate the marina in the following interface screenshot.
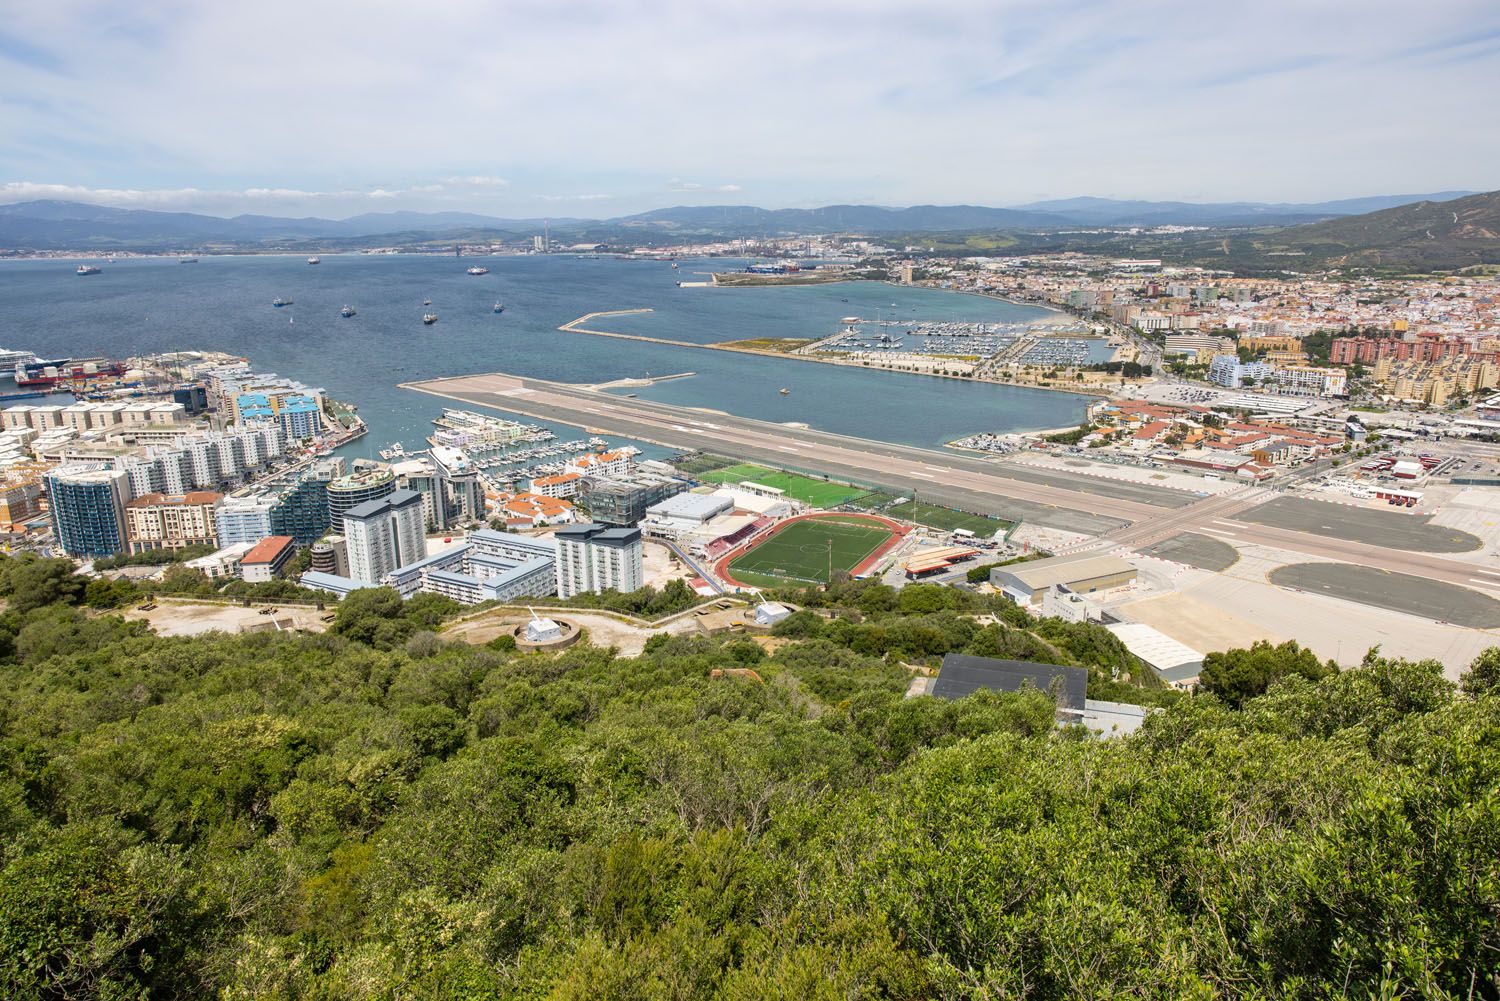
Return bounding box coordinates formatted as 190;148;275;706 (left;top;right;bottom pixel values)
813;317;1108;365
376;404;626;492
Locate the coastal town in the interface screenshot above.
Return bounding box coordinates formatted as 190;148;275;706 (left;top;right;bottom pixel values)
6;3;1500;996
11;239;1500;682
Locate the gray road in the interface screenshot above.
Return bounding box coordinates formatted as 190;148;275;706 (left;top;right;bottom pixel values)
1269;563;1500;629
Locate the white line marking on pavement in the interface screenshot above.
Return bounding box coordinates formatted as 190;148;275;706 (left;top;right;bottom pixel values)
1199;527;1238;537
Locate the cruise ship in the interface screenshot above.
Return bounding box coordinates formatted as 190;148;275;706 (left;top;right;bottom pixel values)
76;265;101;276
466;266;490;275
307;256;321;265
0;349;38;372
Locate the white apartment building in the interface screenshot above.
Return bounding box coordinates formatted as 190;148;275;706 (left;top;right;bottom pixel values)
344;488;426;584
1272;365;1348;398
117;426;284;495
531;472;583;499
554;523;643;598
565;450;632;478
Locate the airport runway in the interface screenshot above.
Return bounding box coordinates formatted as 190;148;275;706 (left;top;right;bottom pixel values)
404;371;1172;533
405;371;1500;599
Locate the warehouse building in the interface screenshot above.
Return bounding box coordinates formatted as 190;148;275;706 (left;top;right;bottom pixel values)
1104;622;1203;688
990;553;1137;606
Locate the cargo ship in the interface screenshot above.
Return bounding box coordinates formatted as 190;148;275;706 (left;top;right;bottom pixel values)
76;265;101;276
13;357;129;389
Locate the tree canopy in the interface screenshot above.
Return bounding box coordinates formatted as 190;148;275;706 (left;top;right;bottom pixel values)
0;553;1495;998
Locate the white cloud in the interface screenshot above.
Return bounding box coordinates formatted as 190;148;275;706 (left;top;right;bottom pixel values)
666;180;742;194
1;0;1496;212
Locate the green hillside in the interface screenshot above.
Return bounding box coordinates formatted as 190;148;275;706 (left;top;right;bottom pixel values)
1229;189;1500;270
0;554;1496;998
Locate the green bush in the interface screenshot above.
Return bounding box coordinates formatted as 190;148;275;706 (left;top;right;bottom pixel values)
0;552;1494;998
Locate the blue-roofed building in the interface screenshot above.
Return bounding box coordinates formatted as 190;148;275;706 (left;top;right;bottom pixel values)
277;395;323;441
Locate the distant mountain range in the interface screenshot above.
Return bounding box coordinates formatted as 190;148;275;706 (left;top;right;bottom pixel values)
0;191;1484;252
1008;193;1478;227
0;200;588;248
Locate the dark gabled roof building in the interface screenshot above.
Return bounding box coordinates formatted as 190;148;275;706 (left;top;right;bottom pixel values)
932;653;1088;718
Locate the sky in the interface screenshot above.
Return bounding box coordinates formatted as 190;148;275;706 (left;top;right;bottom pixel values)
1;0;1498;219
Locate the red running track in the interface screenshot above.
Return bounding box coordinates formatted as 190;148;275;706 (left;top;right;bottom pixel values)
713;512;911;590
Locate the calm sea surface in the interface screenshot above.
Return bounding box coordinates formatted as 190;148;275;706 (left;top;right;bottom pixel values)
0;255;1091;460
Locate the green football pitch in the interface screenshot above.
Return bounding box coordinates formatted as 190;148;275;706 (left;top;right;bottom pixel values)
728;518;896;585
697;464;870;507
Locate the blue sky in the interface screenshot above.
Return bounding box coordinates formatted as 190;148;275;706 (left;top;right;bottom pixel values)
1;0;1496;218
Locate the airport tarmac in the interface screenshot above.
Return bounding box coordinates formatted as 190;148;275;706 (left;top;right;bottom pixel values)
990;463;1195;509
1141;533;1240;572
1237;496;1482;553
1113;562;1496;676
1268;563;1500;629
405;371;1169;534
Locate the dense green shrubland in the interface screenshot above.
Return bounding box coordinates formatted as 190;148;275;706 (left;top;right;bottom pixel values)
0;555;1495;998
